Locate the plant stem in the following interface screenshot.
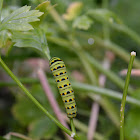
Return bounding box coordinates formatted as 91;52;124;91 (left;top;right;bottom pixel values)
0;58;79;139
70;118;76;134
5;132;32;140
120;51;136;140
73;82;139;107
1;77;140;107
0;0;3;23
0;78;39;87
3;75;140;106
43;47;51;60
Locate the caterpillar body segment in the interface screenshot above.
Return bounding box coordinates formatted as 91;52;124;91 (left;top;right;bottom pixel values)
49;57;77;118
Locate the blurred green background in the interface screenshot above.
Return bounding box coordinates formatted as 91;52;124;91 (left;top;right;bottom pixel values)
1;0;140;140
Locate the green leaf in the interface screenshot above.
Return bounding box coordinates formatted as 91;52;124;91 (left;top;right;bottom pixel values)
29;117;58;139
73;15;93;30
12;30;42;51
87;9;122;25
35;1;50;15
0;30;11;48
0;5;43;31
35;1;50;22
12;29;50;58
31;1;50;27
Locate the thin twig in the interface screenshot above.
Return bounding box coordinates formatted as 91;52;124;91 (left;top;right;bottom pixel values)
63;114;107;140
120;51;136;140
37;66;73;140
70;118;76;134
5;132;32;140
1;77;140;106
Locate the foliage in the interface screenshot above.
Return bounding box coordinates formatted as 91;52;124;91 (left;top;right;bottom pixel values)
12;30;47;52
73;15;93;30
0;0;140;140
0;5;43;31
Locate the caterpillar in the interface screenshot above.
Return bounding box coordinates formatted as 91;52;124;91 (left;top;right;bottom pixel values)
49;57;77;118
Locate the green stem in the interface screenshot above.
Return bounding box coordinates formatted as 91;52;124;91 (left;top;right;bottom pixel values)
1;77;140;107
70;118;76;134
0;58;81;139
0;78;39;87
43;32;51;60
44;48;51;60
120;51;136;140
6;132;32;140
0;0;3;23
73;82;140;107
66;117;107;140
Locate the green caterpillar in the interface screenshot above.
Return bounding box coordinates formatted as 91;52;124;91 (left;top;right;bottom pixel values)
49;57;77;118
